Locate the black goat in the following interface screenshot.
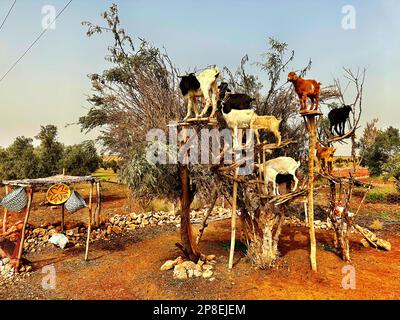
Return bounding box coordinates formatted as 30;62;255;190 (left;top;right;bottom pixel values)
179;73;200;96
328;105;352;136
217;82;255;112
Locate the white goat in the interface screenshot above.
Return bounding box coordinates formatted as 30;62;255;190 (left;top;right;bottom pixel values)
250;115;282;146
180;66;220;120
258;157;300;195
220;106;257;146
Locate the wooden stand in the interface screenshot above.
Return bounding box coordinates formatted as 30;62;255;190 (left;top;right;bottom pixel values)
301;110;322;272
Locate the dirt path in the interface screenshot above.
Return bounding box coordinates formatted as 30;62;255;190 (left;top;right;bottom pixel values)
1;219;399;300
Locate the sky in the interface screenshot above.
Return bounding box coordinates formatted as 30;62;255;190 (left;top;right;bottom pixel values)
0;0;399;155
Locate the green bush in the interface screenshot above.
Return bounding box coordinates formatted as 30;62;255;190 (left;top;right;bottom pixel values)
366;190;387;203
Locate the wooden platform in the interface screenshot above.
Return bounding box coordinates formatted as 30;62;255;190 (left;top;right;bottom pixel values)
178;117;218;127
299;109;323;117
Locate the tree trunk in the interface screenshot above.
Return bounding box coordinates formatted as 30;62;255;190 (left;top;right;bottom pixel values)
240;189;285;268
177;164;200;261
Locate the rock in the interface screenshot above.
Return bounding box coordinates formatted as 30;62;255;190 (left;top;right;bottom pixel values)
173;265;188;280
193;270;203;277
209;277;216;282
106;225;112;235
202;264;213;271
160;260;176;271
3;258;10;265
206;255;216;261
181;261;197;270
66;230;74;236
26;266;32;272
174;256;184;265
48;229;58;237
33;228;46;237
112;226;123;235
202;270;213;278
197;260;204;266
187;269;194;278
314;220;321;225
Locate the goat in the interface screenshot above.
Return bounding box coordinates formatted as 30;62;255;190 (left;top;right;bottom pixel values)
287;71;321;111
179;66;220;120
328;105;352;136
315;142;336;174
258;157;300;195
218;82;255;111
251;116;282;146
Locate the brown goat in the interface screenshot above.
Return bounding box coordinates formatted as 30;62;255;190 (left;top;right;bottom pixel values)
288;71;321;111
315;142;336;174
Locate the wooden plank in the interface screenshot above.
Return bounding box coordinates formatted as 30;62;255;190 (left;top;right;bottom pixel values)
16;187;33;271
2;185;9;233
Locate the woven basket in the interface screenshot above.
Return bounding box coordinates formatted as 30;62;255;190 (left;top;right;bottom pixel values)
65;190;87;213
0;187;28;212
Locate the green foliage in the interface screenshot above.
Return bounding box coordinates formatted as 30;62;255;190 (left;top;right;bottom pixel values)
35;125;64;177
366;190;388;203
59;141;101;176
0;127;100;180
119;147;180;200
0;137;39;180
361;126;400;176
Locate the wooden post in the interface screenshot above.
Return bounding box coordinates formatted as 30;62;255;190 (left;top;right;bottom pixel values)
61;205;65;232
305;114;318;272
196;190;218;245
94;181;101;227
177;124;199;261
2;185;9;233
85;183;94;261
16;187;33;270
229;128;240;270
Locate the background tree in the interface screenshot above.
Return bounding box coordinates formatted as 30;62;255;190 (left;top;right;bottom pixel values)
59;141;101;176
0;137;39;180
35;125;64;177
361;126;400;176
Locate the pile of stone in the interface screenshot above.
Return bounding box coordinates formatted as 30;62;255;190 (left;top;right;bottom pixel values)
285;216;331;229
0;257;31;284
160;254;217;280
22;207;232;254
106;207;232;233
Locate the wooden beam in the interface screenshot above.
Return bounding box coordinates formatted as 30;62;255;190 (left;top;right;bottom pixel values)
16;187;33;271
85;184;94;261
2;185;9;233
305;115;318;272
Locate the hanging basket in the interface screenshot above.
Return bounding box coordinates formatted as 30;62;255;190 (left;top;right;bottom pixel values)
65;190;87;213
46;184;71;205
0;187;28;212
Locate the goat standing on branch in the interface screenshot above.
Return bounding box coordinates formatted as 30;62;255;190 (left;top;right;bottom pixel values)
288;71;321;111
179;66;220;120
328;105;352;136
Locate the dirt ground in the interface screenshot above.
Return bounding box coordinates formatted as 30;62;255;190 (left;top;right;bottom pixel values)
0;219;399;300
0;178;399;300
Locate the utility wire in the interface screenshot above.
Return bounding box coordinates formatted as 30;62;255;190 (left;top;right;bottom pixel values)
0;0;16;32
0;0;72;84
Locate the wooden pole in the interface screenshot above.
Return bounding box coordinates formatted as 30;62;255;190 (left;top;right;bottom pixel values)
196;190;218;245
177;124;199;261
307;115;318;272
94;181;101;227
229;128;240;270
16;187;33;270
85;184;94;261
61;204;65;232
2;185;9;233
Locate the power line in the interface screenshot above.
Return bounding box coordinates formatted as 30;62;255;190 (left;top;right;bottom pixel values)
0;0;17;32
0;0;73;84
